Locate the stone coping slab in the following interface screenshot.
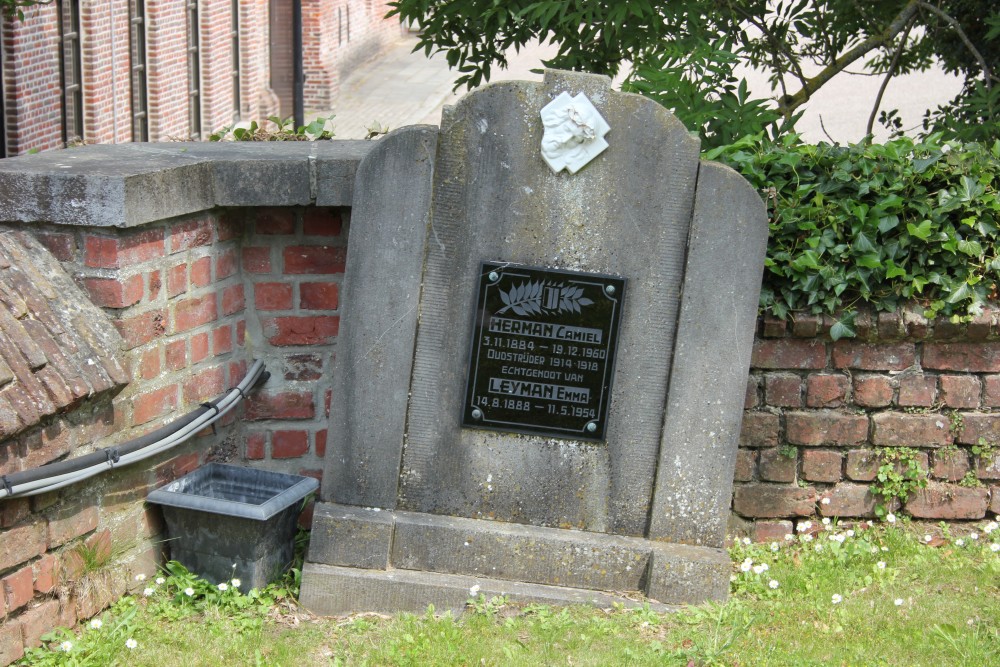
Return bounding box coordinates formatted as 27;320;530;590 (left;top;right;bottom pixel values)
0;141;377;228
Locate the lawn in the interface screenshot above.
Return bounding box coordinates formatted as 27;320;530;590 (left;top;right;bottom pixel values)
18;517;1000;666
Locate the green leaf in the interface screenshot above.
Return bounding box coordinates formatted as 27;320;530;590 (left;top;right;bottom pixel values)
830;319;856;341
906;220;933;240
853;232;877;254
956;239;983;257
856;254;882;269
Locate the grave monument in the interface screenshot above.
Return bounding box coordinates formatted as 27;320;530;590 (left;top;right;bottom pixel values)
299;69;768;612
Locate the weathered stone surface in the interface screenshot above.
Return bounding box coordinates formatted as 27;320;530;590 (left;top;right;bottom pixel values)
0;142;372;228
391;511;649;592
645;542;730;604
320;127;437;508
308;503;393;570
300;563;673;616
649;158;767;545
905;483;988;520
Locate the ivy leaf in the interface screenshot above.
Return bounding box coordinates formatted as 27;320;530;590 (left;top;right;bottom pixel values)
853;232;877;254
830;316;856;341
885;260;907;279
906;220;933;240
956;239;983;257
857;254;882;269
913;153;941;173
946;283;972;304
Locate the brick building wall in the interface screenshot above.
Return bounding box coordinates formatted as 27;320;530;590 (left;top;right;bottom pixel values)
145;0;193;142
736;309;1000;541
299;0;403;112
1;3;63;155
79;1;132;144
0;0;397;153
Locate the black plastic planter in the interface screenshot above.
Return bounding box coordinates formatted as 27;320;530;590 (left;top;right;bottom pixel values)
147;463;318;589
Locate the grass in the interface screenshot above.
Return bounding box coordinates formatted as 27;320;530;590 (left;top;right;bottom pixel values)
18;517;1000;666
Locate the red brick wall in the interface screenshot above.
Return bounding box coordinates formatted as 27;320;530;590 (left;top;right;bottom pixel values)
0;206;347;663
0;212;248;662
145;0;191;141
80;1;133;144
238;207;346;482
736;309;1000;541
1;4;64;154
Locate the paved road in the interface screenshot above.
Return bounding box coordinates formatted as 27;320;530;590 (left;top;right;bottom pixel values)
325;33;963;145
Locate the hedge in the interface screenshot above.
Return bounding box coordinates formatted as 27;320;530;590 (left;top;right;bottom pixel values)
707;135;1000;338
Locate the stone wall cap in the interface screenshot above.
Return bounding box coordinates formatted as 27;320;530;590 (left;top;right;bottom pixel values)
0;141;376;228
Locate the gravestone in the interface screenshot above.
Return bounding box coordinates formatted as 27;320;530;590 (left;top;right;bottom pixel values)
299;70;767;612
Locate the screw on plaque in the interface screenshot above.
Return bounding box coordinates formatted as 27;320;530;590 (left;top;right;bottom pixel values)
605;284;616;295
471;408;483;420
488;271;499;282
585;421;598;433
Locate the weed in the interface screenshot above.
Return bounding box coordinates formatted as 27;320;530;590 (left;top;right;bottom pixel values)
871;447;928;517
959;471;984;488
779;444;798;460
971;437;998;462
948;410;965;436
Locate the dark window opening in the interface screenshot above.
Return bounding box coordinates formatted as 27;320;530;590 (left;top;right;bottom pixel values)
187;1;202;139
57;0;84;146
129;0;149;142
231;0;241;121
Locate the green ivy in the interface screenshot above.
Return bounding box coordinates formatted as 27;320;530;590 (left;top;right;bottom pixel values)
707;135;1000;333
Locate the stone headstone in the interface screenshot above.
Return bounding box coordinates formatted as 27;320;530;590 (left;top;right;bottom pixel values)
300;70;767;612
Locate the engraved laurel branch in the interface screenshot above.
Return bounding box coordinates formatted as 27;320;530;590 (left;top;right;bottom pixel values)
496;281;594;317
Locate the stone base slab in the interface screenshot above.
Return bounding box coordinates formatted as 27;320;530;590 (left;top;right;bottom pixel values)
299;563;675;616
301;502;730;614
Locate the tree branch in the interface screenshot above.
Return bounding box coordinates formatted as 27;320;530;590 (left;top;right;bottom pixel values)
867;16;917;137
915;1;994;90
778;0;921;116
727;4;809;100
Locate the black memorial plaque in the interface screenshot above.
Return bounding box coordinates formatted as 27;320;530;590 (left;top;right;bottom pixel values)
462;262;626;441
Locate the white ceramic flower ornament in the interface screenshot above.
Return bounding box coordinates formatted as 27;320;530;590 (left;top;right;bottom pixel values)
539;92;611;174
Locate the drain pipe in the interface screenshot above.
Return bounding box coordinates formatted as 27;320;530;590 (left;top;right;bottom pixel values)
0;360;268;499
